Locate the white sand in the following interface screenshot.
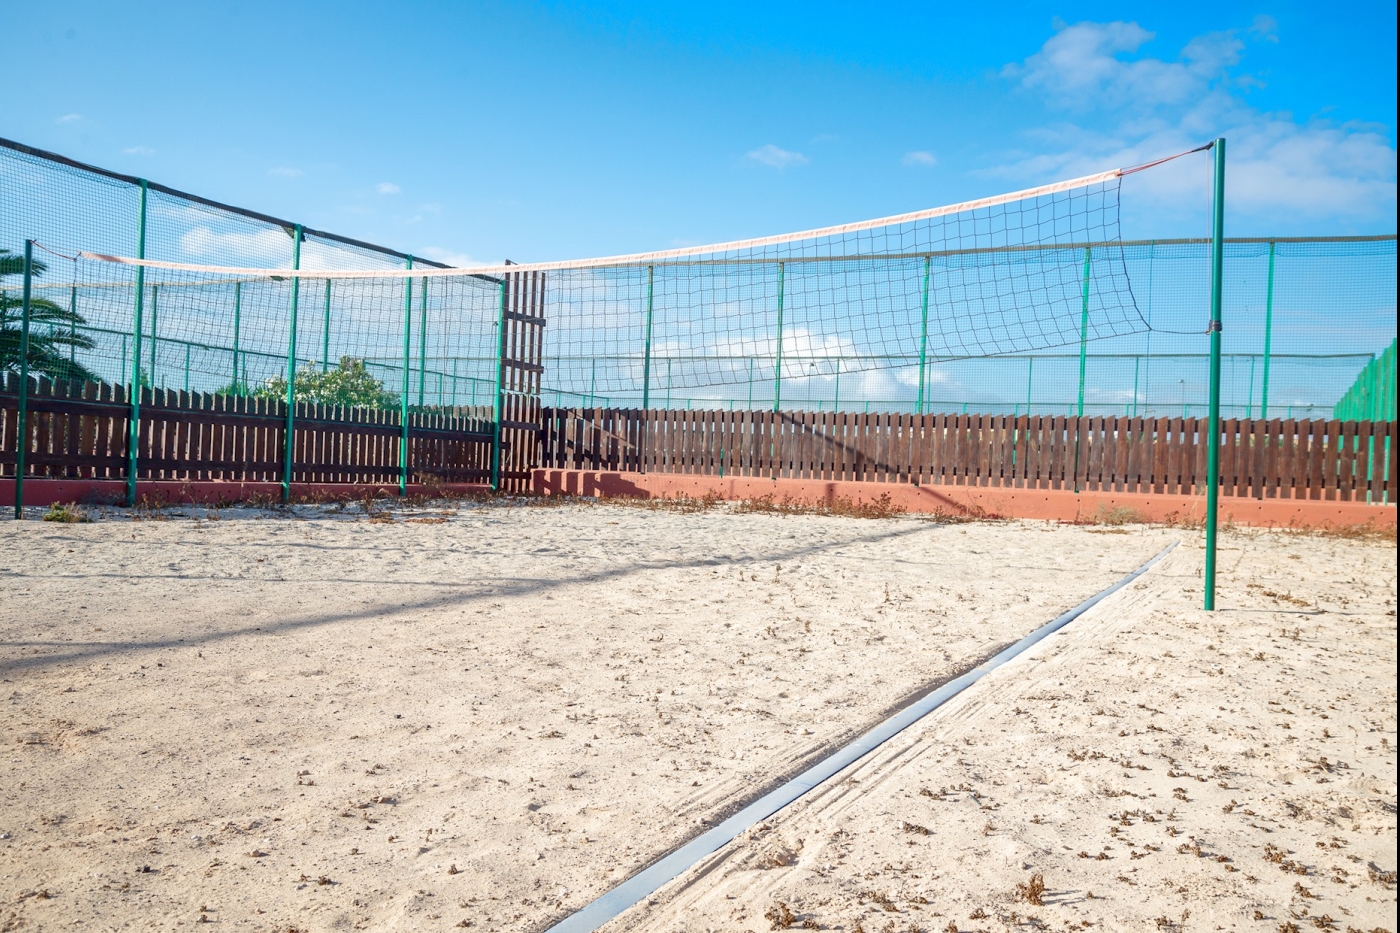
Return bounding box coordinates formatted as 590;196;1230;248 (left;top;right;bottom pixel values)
0;499;1181;932
614;528;1398;933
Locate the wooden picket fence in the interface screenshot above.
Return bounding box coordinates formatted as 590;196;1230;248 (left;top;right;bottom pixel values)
540;408;1397;503
5;383;1394;503
0;375;502;488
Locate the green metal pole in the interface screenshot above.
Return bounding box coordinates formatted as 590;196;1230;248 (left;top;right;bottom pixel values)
1072;247;1091;492
1259;240;1276;419
401;256;413;498
232;282;242;393
417;277;427;408
1076;247;1091;416
322;278;332;372
13;241;34;518
1204;137;1227;612
126;180;148;507
281;224;302;504
915;255;931;414
746;357;754;410
834;357;841;412
68;285;77;375
148;286;158;388
772;261;785;412
641;265;654;411
490;278;507;491
1026;357;1034;415
184;344;190;392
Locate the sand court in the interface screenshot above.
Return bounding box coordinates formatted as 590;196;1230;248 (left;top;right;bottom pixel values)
1;499;1186;932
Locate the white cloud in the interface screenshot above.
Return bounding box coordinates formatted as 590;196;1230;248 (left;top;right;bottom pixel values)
902;150;937;167
1249;14;1279;43
376;182;401;195
123;146;155;155
419;247;482;268
747;144;808;169
994;20;1397;225
55;113;83;124
178;227;296;267
268;166;304;178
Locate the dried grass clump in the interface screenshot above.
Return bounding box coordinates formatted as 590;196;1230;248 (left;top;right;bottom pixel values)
734;491;913;520
1093;504;1150;526
603;492;723;514
1014;872;1046;906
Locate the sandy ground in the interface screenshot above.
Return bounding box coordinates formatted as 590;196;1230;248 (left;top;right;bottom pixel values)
0;498;1180;932
614;528;1398;933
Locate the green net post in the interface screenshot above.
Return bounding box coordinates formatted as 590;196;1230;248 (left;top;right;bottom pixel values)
417;277;427;407
149;286;158;387
834;357;841;413
13;240;34;518
1072;247;1091;492
1204;138;1227;612
68;285;76;373
126;179;148;507
1077;247;1091;416
1026;357;1034;415
746;357;754;410
490;279;506;491
232;282;242;393
401;256;413;498
321;279;332;373
1259;239;1276;419
183;344;190;392
281;224;303;505
772;261;786;412
641;265;654;411
915;256;931;414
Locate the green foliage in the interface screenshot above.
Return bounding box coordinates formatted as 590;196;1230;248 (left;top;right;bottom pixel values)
1;249;97;383
255;356;399;409
42;502;91;523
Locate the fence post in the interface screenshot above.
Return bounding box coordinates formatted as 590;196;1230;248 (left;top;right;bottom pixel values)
322;278;332;372
1259;239;1276;419
13;241;34;518
417;277;427;407
401;256;413;498
490;277;507;491
1204;137;1227;611
915;255;930;414
641;265;654;411
281;224;303;504
772;261;785;412
126;179;148;507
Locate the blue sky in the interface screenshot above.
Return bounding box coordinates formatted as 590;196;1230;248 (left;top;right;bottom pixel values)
5;1;1397;265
